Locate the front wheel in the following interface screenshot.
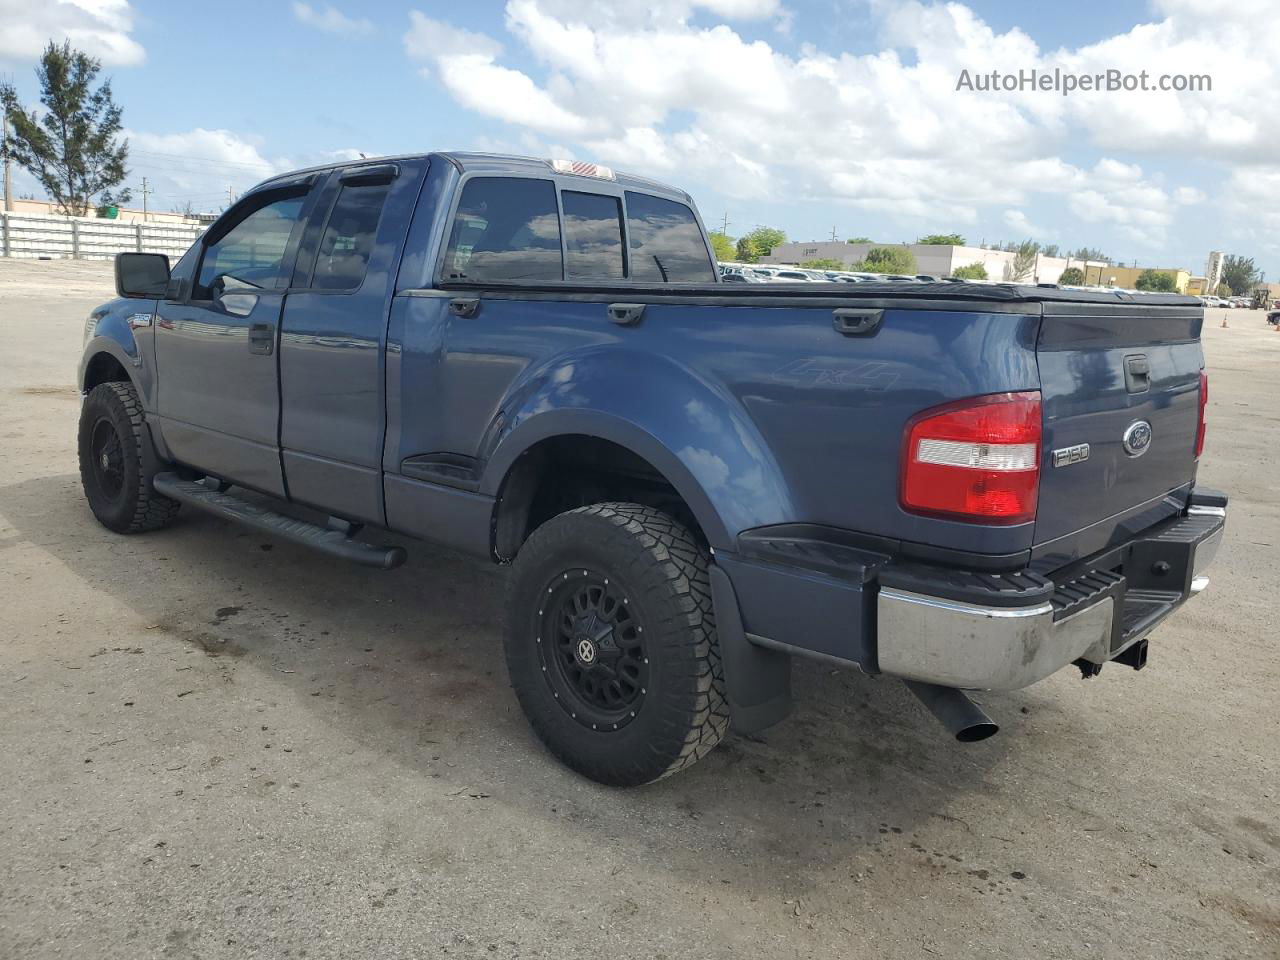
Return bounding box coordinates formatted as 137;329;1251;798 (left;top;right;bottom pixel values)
505;503;730;786
78;381;180;534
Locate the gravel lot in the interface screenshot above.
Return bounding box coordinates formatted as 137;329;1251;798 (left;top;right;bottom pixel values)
1;258;1277;959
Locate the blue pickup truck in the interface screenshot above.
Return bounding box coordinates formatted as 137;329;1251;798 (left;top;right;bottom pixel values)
78;152;1226;785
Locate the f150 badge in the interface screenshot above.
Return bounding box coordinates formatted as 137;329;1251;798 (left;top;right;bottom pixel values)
1052;443;1090;467
1122;420;1153;457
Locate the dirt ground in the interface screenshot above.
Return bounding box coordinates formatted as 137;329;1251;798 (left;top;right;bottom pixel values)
1;258;1276;959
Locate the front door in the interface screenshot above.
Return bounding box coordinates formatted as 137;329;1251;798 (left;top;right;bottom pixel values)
154;185;314;497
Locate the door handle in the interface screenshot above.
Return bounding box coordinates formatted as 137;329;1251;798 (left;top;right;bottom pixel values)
248;322;275;356
607;303;645;326
449;297;480;318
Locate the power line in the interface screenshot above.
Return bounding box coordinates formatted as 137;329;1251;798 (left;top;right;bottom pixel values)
126;147;274;171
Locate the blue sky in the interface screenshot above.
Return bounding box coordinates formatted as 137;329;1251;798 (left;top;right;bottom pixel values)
2;0;1276;278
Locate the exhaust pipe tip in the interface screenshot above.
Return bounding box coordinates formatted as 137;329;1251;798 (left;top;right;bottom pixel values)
954;718;999;743
904;680;999;743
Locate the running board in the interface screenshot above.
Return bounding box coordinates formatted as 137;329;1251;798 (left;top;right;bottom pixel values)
153;473;406;570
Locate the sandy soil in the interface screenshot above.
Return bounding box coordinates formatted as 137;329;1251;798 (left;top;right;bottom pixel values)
0;257;1276;959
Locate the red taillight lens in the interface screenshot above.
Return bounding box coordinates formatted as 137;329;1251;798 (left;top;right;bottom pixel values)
1195;369;1208;459
901;391;1042;524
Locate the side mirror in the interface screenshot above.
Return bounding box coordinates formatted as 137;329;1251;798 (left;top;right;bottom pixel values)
115;252;171;299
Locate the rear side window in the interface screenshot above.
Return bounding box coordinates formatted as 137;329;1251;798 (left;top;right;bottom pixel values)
311;182;390;290
443;177;562;282
624;192;714;282
196;193;306;297
562;191;625;280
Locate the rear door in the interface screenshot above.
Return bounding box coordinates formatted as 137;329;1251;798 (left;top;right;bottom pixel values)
1034;301;1203;563
154;182;316;496
277;160;421;524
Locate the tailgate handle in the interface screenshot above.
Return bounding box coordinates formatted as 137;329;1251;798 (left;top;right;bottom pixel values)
607;303;646;326
833;308;884;336
1124;354;1151;393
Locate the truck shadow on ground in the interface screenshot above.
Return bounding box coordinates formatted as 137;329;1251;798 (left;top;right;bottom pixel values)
2;474;1066;898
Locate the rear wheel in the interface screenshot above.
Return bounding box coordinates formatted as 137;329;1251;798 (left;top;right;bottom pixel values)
505;503;729;786
78;381;180;534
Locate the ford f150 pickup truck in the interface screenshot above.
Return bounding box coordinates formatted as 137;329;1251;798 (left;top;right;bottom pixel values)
79;152;1226;786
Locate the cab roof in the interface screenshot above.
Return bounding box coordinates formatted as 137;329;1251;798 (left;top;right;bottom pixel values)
255;151;693;204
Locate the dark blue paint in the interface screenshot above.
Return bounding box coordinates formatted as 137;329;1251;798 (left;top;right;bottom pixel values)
80;149;1208;587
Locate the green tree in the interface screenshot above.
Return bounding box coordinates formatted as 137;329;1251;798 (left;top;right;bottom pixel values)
1058;266;1085;285
1135;269;1177;292
846;235;872;243
1041;244;1060;258
1220;254;1259;297
853;246;917;274
919;233;965;245
1071;247;1110;263
800;258;847;270
950;262;988;280
707;231;735;262
0;41;130;217
735;235;760;262
741;226;786;258
1003;240;1040;281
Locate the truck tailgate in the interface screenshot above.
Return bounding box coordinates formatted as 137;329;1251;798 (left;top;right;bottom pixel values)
1034;301;1203;558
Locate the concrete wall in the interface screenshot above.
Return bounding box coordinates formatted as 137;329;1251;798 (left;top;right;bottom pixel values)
0;211;204;261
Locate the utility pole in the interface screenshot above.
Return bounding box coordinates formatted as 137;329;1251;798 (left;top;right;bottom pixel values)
2;111;12;212
830;225;838;242
720;211;730;235
140;176;151;221
228;184;235;209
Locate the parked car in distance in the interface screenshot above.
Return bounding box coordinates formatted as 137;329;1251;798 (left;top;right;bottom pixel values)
81;151;1226;786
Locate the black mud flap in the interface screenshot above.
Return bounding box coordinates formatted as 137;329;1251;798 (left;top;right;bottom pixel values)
709;563;792;734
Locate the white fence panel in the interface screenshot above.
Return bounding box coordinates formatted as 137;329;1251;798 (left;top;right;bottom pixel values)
0;212;203;261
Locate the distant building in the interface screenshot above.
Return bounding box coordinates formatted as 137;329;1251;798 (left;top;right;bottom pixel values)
763;240;1193;291
763;240;1111;286
2;197;206;226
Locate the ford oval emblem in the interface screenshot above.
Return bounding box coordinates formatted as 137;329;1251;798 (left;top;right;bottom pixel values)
1122;420;1153;457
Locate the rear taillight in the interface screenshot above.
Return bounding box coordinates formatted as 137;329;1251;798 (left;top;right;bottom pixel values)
901;391;1042;524
1195;369;1208;459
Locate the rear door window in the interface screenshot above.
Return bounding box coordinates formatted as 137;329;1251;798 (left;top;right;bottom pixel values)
562;190;625;280
624;192;715;282
311;182;391;290
443;177;562;282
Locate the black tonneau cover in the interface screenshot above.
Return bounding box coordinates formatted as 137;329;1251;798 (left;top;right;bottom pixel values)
424;280;1201;313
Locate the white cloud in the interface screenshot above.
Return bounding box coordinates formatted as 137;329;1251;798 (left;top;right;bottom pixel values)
1004;209;1044;238
292;2;374;35
0;0;144;66
403;0;1275;256
121;129;368;216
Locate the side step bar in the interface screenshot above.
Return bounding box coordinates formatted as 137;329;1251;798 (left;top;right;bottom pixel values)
153;473;406;570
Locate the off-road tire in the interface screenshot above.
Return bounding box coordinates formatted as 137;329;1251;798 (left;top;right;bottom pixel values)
78;381;180;534
506;502;730;786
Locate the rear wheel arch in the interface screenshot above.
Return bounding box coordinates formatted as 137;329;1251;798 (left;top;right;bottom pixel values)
490;432;721;561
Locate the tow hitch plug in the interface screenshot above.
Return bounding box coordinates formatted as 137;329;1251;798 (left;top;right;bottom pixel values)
1113;638;1149;671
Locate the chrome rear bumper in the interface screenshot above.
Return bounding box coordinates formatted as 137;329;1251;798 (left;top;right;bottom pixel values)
876;506;1225;691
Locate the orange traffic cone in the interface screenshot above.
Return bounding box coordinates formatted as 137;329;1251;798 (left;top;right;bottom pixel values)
1221;315;1228;327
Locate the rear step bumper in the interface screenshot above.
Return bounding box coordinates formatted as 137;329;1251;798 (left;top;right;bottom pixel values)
153;473;406;570
876;498;1225;691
